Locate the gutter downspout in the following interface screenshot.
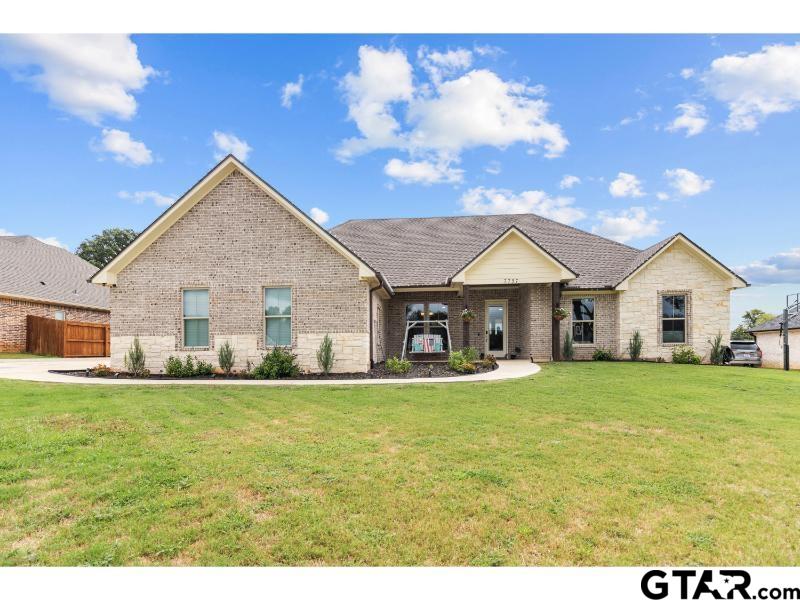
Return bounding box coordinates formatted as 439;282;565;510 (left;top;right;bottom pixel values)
368;272;390;368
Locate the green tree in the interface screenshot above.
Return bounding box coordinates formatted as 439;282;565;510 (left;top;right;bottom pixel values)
75;228;138;269
742;309;776;329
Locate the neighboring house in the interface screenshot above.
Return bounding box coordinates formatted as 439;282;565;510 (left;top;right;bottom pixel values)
750;314;800;370
0;236;110;352
90;155;748;373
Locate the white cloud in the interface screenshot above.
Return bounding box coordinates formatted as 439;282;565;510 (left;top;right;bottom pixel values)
680;68;695;79
118;190;176;207
474;44;505;58
384;158;464;185
736;247;800;284
664;168;713;197
281;74;304;109
592;207;662;243
0;228;15;236
92;128;153;166
418;46;472;85
559;174;581;189
609;172;645;198
603;109;647;131
666;102;708;137
656;192;670;201
212;130;252;162
309;207;329;225
336;45;568;174
336;46;414;162
459;187;586;225
702;43;800;132
484;160;502;175
0;34;156;124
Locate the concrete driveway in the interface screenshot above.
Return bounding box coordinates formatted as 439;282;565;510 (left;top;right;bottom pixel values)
0;357;540;385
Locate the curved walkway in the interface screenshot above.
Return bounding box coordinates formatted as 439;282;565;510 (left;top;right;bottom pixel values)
0;357;540;386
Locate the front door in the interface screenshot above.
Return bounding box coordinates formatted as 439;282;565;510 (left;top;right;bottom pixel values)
485;300;508;357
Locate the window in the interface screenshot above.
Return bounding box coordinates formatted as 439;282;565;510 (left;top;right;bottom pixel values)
183;289;209;347
405;302;449;353
662;294;686;343
265;287;291;346
571;298;594;344
53;310;66;321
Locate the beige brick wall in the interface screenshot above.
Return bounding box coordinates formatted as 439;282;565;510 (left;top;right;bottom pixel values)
559;292;620;360
0;297;109;353
618;242;733;362
754;330;800;370
519;283;553;362
110;169;370;373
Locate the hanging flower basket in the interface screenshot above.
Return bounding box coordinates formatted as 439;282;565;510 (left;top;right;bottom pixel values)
553;307;569;321
461;308;476;322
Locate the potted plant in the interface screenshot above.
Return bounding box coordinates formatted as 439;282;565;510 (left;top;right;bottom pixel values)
461;308;476;322
553;306;569;321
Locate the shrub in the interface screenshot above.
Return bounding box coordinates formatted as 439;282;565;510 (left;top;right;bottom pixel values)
218;341;235;376
316;334;335;375
195;360;214;376
628;330;643;361
93;364;113;377
448;350;477;373
708;332;725;365
181;354;196;377
252;347;299;380
562;332;575;360
124;336;148;377
459;361;477;374
672;346;701;365
592;347;614;361
481;354;497;370
461;346;479;363
164;355;183;377
386;356;412;374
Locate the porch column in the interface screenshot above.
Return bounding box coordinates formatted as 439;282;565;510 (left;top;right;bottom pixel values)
551;283;561;360
463;285;470;348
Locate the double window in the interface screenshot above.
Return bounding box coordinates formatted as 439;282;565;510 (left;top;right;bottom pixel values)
265;287;292;346
661;294;686;343
183;289;209;347
571;298;595;344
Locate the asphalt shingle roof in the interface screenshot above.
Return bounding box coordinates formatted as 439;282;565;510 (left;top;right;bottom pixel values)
331;213;668;290
750;313;800;333
0;236;109;309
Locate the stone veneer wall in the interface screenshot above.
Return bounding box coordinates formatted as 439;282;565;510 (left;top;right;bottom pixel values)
617;242;733;362
371;293;388;364
0;297;109;353
110;170;370;373
558;292;620;360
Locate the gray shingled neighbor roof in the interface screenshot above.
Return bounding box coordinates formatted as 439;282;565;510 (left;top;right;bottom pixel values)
331;213;679;290
0;236;109;310
750;313;800;333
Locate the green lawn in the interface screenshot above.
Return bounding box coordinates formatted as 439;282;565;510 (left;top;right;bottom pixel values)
1;363;798;566
0;353;51;359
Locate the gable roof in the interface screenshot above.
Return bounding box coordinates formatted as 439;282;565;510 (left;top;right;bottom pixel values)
750;313;800;333
332;216;747;290
332;213;641;289
90;155;378;286
0;236;109;310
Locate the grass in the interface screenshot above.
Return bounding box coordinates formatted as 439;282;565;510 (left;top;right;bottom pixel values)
0;353;51;359
0;362;798;566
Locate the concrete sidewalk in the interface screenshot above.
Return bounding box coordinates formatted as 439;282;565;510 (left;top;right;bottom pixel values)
0;357;540;385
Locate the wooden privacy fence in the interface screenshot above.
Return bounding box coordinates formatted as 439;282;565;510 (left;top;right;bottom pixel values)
26;315;110;358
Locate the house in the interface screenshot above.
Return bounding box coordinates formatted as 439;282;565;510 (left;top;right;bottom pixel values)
90;155;748;373
750;313;800;370
0;236;110;352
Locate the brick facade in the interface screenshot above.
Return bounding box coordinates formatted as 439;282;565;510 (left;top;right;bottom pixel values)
559;292;620;360
0;297;109;353
110;170;370;373
385;284;553;361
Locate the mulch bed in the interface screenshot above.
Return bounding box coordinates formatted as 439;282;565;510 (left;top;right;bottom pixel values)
50;361;497;381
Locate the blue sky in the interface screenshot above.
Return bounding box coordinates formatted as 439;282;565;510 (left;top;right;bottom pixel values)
1;34;798;324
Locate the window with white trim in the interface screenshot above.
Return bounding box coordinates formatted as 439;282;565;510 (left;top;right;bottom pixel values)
183;289;209;347
661;294;686;343
571;298;594;344
265;287;291;346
